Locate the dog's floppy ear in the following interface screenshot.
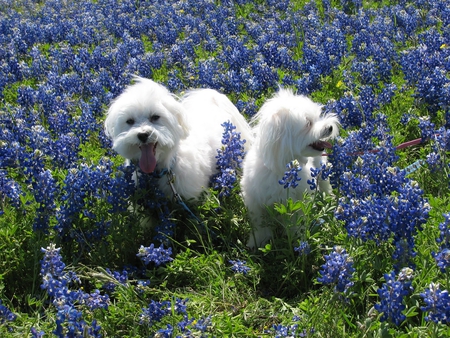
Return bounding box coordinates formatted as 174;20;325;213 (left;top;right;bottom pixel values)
104;104;117;139
161;97;190;139
256;106;292;172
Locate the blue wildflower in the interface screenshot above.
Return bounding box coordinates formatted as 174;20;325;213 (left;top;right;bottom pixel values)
33;169;58;233
140;298;188;326
431;213;450;273
436;213;450;248
317;246;354;293
433;248;450;273
279;160;302;189
0;170;22;212
421;282;450;324
212;121;247;198
229;259;251;275
418;116;436;142
30;327;45;338
294;241;311;256
40;244;107;337
137;243;173;266
192;316;212;332
374;268;414;326
102;268;129;293
0;299;16;324
308;162;332;190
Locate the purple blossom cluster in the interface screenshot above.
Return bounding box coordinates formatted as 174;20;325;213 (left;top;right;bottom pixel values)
432;213;450;273
39;244;108;337
229;259;251;275
0;170;22;213
317;246;354;293
279;160;302;189
374;268;414;326
212;121;246;197
294;241;311;256
421;282;450;324
0;299;16;325
140;298;211;336
55;160;135;242
417;118;450;172
332;115;430;269
137;243;173;266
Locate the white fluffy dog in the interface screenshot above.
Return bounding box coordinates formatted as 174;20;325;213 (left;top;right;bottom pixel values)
241;89;339;248
105;77;252;201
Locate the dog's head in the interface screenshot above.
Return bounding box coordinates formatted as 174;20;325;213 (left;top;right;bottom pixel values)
104;77;189;173
253;88;339;172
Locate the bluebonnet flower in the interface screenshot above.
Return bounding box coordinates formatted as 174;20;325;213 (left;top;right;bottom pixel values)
128;165;177;244
431;213;450;273
30;327;45;338
426;151;442;172
416;67;450;115
271;324;313;338
52;133;80;169
40;244;107;337
152;204;177;245
308;162;332;190
0;299;16;324
222;35;252;71
374;268;414;326
56;159;135;243
393;5;421;37
317;246;354;293
421;282;450;324
82;289;110;311
136;280;151;295
102;268;129;293
212;121;247;198
155;324;174;337
436;213;450;247
268;315;314;337
192;315;212;332
325;93;363;129
177;315;195;332
236;98;258;118
137;243;173;266
229;259;251;275
418;116;436;142
431;127;450;152
433;248;450;273
250;58;279;93
140;298;188;326
32;169;57;233
332;115;429;269
279;160;302;189
294;241;311;256
0;170;22;212
40;244;67;283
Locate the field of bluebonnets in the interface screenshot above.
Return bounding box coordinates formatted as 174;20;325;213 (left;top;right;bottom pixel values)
1;0;450;336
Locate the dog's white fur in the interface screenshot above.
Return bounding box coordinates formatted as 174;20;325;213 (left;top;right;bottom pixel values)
241;88;339;248
105;77;252;200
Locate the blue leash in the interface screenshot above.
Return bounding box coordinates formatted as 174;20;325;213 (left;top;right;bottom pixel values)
403;159;425;176
163;169;204;225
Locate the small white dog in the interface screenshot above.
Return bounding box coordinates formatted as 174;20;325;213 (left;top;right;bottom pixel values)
241;88;339;248
105;77;252;200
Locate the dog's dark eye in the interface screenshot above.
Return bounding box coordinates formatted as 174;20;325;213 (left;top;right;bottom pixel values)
126;118;135;125
150;115;160;123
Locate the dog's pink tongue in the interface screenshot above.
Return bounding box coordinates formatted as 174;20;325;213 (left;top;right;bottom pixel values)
139;143;157;173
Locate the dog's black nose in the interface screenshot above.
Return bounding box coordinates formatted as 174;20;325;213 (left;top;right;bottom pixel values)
137;132;149;143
